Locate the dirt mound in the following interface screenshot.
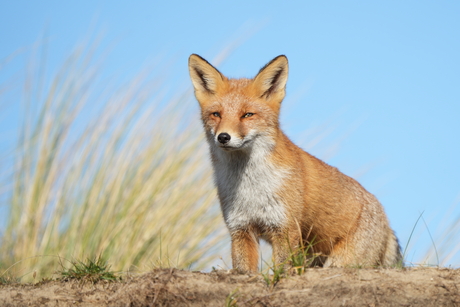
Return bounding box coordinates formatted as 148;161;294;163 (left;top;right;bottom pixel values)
1;267;459;306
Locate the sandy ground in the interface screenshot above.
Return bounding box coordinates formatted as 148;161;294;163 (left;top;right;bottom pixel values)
0;267;459;306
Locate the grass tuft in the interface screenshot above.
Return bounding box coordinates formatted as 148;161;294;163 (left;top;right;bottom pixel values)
0;274;20;285
59;256;118;283
288;239;320;275
261;262;284;288
225;287;240;307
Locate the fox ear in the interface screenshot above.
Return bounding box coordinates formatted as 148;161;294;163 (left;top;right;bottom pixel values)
188;54;225;95
253;55;288;101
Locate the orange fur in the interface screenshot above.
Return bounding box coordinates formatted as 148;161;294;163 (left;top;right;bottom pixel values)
188;54;401;272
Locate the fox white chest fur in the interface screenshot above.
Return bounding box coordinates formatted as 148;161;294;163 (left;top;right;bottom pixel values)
209;134;288;232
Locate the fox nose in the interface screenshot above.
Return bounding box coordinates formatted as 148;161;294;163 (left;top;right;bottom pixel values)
217;132;231;144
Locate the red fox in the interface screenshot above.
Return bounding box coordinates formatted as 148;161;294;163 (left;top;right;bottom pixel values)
188;54;402;272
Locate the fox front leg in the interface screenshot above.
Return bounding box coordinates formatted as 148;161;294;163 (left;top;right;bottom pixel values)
230;230;259;272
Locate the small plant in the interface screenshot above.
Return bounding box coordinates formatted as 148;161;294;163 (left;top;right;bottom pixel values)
0;274;20;285
394;256;405;269
225;288;240;307
286;230;321;275
402;211;439;268
402;212;424;265
260;233;321;287
59;257;118;283
261;262;284;288
289;242;320;275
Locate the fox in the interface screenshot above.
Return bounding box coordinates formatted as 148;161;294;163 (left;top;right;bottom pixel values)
188;54;402;272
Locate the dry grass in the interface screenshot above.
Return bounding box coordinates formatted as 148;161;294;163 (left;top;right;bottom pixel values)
0;44;225;282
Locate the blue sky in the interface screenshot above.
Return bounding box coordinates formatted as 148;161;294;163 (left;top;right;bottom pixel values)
1;1;459;266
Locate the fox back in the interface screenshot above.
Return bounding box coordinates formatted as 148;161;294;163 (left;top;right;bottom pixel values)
188;54;402;272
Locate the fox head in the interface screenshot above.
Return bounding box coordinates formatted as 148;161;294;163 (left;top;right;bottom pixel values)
188;54;288;152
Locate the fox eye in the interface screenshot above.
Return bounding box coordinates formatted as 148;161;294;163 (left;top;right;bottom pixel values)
242;113;254;118
211;112;221;118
